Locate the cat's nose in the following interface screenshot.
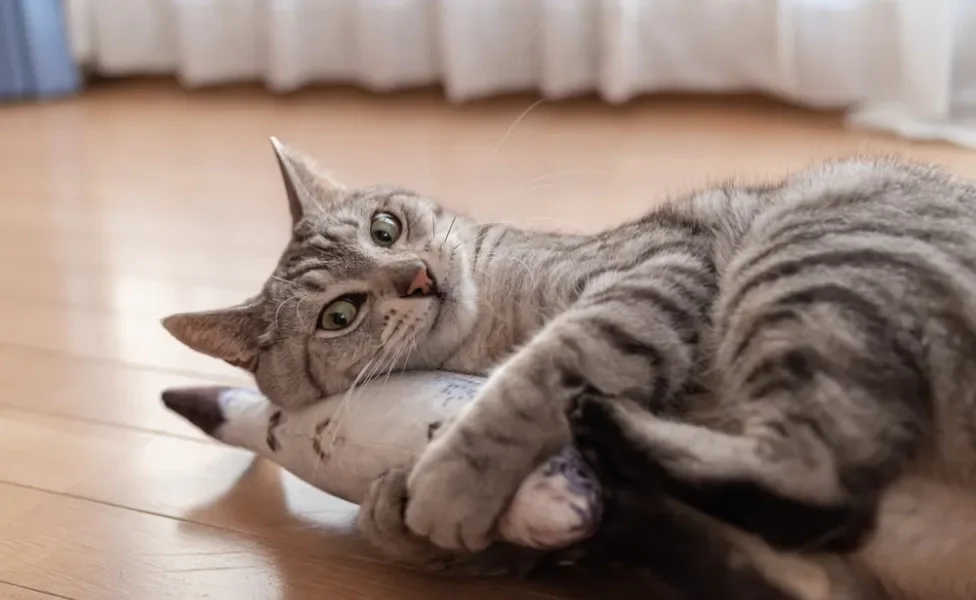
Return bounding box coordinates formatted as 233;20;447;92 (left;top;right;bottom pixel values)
386;260;438;298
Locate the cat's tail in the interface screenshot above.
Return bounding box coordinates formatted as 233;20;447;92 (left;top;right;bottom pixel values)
162;386;276;456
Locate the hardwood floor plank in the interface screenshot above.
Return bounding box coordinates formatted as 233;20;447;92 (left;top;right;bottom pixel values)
0;300;241;379
0;264;253;317
0;406;364;538
0;485;570;600
0;227;279;289
0;346;242;438
0;582;76;600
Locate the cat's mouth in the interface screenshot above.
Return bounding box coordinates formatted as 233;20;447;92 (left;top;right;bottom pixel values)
424;279;450;335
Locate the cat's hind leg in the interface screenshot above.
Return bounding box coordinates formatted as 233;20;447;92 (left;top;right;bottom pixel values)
582;231;942;553
573;281;934;553
574;396;882;552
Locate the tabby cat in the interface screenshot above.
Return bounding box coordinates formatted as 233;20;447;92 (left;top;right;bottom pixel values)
164;140;976;599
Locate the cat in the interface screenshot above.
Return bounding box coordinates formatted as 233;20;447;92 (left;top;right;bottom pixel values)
164;139;976;599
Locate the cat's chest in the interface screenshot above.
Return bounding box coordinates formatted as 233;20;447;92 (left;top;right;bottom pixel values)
442;311;546;375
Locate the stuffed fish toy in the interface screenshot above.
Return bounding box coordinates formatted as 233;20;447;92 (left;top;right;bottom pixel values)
162;372;603;550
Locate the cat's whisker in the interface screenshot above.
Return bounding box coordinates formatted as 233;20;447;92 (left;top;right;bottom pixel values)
331;345;404;449
380;316;406;346
512;169;610;194
381;343;406;388
308;354;375;482
402;340;417;373
467;256;548;324
330;343;387;433
330;358;375;434
330;336;394;428
293;294;308;329
441;216;458;250
326;349;392;451
269;274;296;287
475;251;539;292
510;182;560;200
475;218;519;229
489;99;545;159
272;294;301;332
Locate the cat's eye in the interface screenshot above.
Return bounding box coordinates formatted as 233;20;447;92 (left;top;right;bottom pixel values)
370;212;402;247
318;296;362;331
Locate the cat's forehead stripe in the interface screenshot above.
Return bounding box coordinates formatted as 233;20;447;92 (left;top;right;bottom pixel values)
280;240;377;280
298;270;330;291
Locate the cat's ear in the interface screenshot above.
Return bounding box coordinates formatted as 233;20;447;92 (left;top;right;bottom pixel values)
162;303;263;371
270;137;346;226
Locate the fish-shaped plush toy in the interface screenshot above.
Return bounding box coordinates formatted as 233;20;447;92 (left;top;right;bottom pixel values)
162;372;602;550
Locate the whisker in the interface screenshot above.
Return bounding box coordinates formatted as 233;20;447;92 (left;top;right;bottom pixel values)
402;340;416;374
442;215;457;248
490;99;545;158
380;317;406;346
381;344;405;388
273;294;301;331
326;342;386;438
269;275;296;287
334;345;401;442
310;355;373;483
326;348;390;450
513;169;610;194
514;23;545;69
294;295;308;329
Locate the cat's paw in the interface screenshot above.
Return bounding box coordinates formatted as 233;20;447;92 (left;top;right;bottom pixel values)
357;467;451;567
404;426;510;552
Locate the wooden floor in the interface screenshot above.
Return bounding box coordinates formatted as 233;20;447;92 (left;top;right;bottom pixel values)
0;80;974;600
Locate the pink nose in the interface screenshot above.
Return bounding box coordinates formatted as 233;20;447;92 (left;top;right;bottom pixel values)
406;265;435;297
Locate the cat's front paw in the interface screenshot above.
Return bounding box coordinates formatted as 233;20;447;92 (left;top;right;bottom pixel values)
357;467;451;567
404;426;511;552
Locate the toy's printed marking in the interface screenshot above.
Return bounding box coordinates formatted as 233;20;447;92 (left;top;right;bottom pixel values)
312;417;332;461
437;378;480;408
266;410;283;453
427;421;442;442
540;447;601;499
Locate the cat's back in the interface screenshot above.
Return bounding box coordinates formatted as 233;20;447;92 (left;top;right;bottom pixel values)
754;158;976;237
719;159;976;487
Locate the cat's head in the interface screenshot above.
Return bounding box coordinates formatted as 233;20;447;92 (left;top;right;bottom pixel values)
162;139;479;408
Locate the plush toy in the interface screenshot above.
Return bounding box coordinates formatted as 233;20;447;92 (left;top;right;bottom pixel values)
162;372;603;550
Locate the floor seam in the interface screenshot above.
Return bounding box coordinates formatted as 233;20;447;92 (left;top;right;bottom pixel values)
0;579;78;600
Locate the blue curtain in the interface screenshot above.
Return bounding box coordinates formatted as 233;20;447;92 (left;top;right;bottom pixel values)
0;0;80;101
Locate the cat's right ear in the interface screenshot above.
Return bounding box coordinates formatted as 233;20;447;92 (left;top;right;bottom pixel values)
161;303;263;371
270;137;346;226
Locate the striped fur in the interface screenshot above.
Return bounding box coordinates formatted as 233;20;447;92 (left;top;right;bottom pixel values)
163;146;976;599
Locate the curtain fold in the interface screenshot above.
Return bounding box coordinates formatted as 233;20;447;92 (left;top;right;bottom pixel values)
65;0;976;148
1;0;80;100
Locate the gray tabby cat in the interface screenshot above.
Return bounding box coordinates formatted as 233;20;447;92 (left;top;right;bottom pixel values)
165;140;976;599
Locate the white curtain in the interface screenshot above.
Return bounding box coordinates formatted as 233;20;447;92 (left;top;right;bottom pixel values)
66;0;976;148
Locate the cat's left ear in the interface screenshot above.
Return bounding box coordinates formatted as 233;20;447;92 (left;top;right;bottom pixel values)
270;137;346;226
162;302;263;371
